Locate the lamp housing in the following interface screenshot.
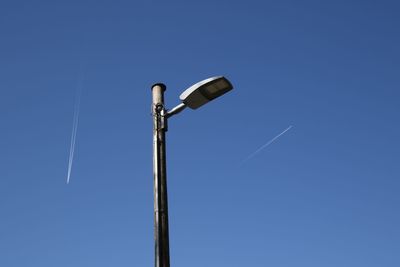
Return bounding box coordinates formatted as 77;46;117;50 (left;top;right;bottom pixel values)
179;76;233;109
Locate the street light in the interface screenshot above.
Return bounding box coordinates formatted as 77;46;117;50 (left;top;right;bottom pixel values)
151;76;233;267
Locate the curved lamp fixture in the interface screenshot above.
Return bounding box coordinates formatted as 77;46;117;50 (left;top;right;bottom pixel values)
166;76;233;118
180;76;233;109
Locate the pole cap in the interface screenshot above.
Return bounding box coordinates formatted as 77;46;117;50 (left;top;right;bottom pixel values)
151;83;166;92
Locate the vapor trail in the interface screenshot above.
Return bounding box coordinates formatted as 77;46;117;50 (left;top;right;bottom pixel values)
241;125;293;164
66;69;84;184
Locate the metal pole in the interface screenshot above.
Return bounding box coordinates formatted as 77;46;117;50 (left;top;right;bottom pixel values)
151;83;170;267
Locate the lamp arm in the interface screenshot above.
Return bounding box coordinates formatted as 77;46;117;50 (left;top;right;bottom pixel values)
165;103;187;118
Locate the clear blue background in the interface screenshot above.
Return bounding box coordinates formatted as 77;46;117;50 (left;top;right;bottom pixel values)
1;0;399;266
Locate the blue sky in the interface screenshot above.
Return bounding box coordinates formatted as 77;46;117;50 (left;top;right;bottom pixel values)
1;0;399;266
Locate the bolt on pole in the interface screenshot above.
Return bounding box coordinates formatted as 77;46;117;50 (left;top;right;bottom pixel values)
151;83;170;267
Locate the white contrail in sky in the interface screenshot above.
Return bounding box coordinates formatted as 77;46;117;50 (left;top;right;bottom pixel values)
66;69;84;184
241;125;293;164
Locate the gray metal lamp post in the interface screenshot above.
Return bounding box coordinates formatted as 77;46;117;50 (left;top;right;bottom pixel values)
151;76;233;267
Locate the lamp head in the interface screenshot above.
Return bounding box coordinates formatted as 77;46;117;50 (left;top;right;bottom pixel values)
179;76;233;109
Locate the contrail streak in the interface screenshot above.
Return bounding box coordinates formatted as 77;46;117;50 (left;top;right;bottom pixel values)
66;68;84;184
241;125;293;164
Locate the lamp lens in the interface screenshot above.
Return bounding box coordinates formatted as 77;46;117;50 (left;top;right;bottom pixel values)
201;79;232;100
